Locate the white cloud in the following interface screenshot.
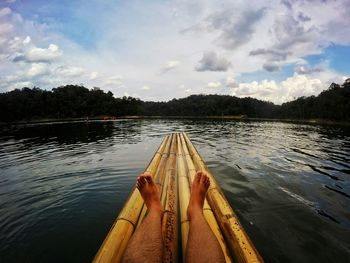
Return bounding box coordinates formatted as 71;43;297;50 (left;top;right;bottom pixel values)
6;36;30;54
184;1;350;74
281;74;323;101
103;75;123;86
184;88;192;93
5;81;32;91
207;81;221;88
295;60;328;75
159;60;180;74
13;44;62;63
27;63;49;77
231;72;344;104
23;36;31;44
0;23;13;36
0;7;11;17
233;80;278;100
55;66;84;77
141;85;151;90
225;76;238;88
248;1;350;72
12;81;32;88
1;35;30;61
26;44;62;62
90;71;98;80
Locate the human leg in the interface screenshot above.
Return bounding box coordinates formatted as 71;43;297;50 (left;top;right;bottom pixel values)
186;171;225;263
122;174;163;263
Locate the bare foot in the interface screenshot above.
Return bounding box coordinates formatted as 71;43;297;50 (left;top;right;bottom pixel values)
187;171;210;220
136;173;162;214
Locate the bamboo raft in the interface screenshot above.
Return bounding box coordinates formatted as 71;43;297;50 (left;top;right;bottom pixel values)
93;133;264;263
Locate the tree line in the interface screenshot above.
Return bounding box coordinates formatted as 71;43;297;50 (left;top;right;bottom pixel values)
0;80;349;122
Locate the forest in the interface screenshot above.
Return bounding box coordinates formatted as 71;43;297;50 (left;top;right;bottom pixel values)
0;79;349;122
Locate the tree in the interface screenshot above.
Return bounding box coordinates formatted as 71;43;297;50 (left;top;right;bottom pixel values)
1;80;349;122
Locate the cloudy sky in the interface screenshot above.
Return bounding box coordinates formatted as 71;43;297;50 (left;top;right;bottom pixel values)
0;0;349;104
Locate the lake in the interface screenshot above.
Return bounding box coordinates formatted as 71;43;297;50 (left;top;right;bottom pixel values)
0;119;350;263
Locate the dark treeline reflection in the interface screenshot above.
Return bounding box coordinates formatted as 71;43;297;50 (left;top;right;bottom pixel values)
0;121;144;146
0;121;147;171
0;79;349;122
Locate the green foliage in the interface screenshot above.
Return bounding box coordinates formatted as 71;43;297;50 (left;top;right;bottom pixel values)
0;85;141;122
280;80;350;120
0;80;349;122
142;95;278;117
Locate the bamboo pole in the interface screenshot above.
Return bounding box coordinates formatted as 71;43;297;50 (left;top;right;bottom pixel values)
182;132;264;263
161;133;178;263
156;134;174;189
179;133;233;263
135;134;173;229
176;133;191;259
160;134;175;207
92;136;169;263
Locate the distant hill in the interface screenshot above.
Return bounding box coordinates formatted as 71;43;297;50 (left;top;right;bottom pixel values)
279;79;350;121
143;95;278;118
0;80;349;122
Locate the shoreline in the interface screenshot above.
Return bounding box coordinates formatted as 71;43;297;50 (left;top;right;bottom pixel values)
1;116;350;127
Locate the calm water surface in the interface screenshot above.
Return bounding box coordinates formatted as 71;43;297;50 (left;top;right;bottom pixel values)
0;120;350;262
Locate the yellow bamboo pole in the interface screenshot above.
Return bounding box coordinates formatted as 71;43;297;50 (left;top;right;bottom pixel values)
161;133;178;263
158;133;174;202
179;133;233;263
160;134;175;207
176;133;191;259
135;134;173;229
182;132;264;263
92;136;169;263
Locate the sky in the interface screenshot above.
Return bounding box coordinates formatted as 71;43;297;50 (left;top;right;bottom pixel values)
0;0;349;104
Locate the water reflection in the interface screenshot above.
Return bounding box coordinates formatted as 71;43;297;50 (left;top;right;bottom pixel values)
0;120;349;262
0;120;145;144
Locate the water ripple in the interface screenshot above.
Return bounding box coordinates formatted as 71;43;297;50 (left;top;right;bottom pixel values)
0;120;350;262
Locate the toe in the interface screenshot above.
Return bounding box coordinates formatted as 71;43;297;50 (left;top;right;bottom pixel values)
195;171;203;182
136;179;143;190
145;175;154;185
139;175;146;185
200;173;207;184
